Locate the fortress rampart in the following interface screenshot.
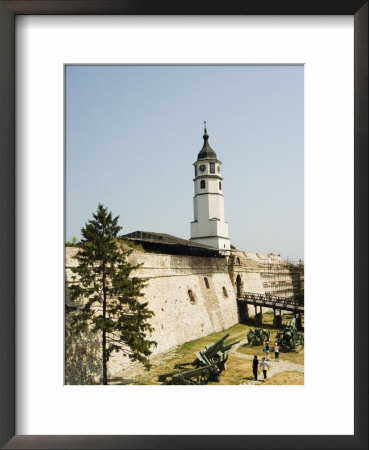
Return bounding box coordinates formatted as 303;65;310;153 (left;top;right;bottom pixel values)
65;246;300;381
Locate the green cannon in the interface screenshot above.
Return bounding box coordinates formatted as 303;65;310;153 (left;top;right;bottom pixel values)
275;318;304;351
247;328;270;346
158;333;239;385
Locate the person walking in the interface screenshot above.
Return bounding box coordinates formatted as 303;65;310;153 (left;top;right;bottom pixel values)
260;357;269;381
252;355;259;381
265;341;270;361
274;343;280;362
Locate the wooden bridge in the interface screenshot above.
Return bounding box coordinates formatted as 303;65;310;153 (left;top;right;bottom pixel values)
237;292;304;327
238;292;304;314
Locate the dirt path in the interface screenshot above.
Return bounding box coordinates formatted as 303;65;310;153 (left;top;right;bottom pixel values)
231;339;304;385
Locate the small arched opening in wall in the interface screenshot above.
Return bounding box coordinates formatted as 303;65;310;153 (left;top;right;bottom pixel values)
236;257;241;265
187;289;196;305
236;274;242;298
222;286;228;298
204;277;210;289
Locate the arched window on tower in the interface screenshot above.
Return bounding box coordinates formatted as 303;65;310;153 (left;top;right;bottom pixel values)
200;180;206;189
219;181;222;190
204;277;210;289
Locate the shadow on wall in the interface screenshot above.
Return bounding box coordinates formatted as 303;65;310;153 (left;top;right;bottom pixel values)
65;317;102;385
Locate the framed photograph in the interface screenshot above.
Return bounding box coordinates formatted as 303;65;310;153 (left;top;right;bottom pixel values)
0;1;367;449
64;63;305;388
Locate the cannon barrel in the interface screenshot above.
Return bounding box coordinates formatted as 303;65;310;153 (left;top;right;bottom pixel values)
205;334;230;353
222;340;240;352
191;334;231;364
158;334;237;384
193;336;239;366
171;364;216;379
158;369;182;382
158;364;218;384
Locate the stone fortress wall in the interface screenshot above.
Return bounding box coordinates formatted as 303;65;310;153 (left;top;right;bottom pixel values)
65;247;297;379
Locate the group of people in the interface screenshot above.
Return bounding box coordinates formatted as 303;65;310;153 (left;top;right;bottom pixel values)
252;342;280;381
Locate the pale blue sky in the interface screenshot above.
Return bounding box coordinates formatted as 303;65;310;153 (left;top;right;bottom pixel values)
66;65;304;260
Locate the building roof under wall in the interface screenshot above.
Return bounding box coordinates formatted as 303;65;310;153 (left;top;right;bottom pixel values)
120;231;222;257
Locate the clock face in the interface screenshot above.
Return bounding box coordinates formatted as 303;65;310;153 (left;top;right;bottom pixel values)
199;164;206;172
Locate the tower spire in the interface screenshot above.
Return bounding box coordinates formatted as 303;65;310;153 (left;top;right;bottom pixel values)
198;121;216;160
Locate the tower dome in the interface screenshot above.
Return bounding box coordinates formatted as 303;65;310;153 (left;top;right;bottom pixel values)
197;125;217;160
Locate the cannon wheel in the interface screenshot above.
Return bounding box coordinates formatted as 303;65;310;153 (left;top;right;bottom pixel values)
209;373;220;382
199;369;210;384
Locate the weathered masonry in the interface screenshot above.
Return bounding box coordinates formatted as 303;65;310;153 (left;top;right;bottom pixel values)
66;242;302;378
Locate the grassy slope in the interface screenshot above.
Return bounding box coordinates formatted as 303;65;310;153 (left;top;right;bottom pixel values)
131;316;304;385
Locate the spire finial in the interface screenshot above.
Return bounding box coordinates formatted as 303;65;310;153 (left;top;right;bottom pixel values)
204;120;207;132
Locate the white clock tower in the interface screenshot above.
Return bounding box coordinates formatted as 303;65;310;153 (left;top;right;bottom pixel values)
190;124;231;251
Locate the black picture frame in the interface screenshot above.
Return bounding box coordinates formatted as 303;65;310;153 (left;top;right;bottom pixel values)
0;1;367;449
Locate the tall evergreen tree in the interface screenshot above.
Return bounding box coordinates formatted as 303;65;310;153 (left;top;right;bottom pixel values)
67;204;156;385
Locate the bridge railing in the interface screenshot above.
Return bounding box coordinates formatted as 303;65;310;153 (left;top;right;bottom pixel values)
241;291;304;308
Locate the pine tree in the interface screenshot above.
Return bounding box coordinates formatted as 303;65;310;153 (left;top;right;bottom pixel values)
67;204;157;385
